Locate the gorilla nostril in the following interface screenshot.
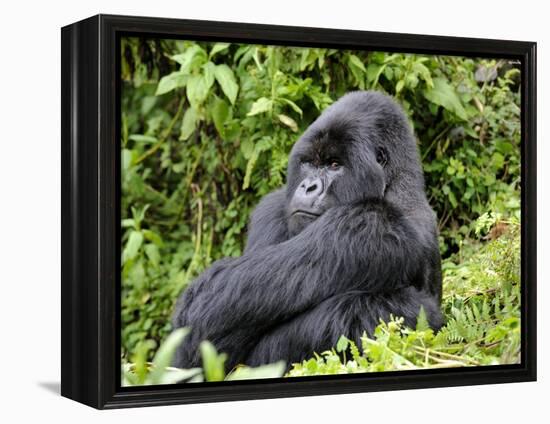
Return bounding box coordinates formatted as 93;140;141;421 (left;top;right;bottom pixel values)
306;183;318;193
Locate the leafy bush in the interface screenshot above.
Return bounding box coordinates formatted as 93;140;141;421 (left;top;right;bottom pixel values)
120;37;521;364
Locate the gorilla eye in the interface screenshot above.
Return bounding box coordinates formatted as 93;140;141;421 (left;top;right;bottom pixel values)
376;148;388;166
328;160;340;170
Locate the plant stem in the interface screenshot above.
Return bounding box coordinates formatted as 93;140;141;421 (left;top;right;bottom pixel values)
134;97;186;165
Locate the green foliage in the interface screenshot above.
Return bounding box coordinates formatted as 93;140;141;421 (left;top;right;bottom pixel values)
122;328;286;385
120;37;520;365
122;328;203;385
288;220;520;376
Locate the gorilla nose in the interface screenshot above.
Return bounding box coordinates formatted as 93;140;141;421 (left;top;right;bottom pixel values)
299;177;323;198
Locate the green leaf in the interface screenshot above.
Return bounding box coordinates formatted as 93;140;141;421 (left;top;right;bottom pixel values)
200;341;227;382
225;361;286;380
123;231;143;263
256;136;273;152
203;61;216;88
336;335;349;353
121;149;132;171
171;45;207;73
141;96;157;115
348;54;367;87
130;339;156;383
492;152;505;170
448;190;458;208
157;367;202;385
122;364;139;387
121;218;135;228
242;148;259;190
223;120;241;141
128;134;158;144
277;114;298;132
186;74;214;108
156;72;188;96
211;97;230;138
423;77;468;121
278;98;303;116
209;42;231;58
299;48;316;71
348;54;367;72
144;244;160;267
214;64;239;104
412;61;433;88
240;138;254;159
395;79;405;94
366;63;386;87
149;328;190;384
495;139;514;155
179;107;199;141
367;63;381;81
247;97;273;116
305;358;318;373
242;136;272;189
142;229;164;247
172;162;186;173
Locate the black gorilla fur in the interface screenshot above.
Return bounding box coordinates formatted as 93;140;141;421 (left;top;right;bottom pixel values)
172;91;443;370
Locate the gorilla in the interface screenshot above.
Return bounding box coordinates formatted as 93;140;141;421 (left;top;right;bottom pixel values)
172;91;443;371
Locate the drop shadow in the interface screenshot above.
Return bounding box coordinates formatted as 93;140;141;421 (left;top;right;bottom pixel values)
37;381;61;395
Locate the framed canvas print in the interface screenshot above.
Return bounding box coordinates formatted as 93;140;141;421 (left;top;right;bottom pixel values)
61;14;537;409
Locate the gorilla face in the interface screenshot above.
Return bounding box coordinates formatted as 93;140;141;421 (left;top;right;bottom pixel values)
286;136;346;236
286;92;396;236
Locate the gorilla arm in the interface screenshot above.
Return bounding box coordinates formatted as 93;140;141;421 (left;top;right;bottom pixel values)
172;199;433;369
246;287;443;366
172;189;288;338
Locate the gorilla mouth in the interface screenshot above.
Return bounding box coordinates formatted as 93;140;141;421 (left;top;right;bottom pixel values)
291;210;321;219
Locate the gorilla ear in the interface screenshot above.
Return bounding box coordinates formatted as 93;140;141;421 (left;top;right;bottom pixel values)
376;147;388;167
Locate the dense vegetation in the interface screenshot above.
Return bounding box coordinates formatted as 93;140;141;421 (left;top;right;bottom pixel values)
120;37;521;380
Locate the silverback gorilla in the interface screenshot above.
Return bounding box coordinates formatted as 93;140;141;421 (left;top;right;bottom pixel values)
172;91;443;371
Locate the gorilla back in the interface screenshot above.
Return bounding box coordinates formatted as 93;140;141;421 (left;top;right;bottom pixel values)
172;91;443;371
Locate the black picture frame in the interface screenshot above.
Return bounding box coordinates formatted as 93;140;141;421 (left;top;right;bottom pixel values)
61;14;537;409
